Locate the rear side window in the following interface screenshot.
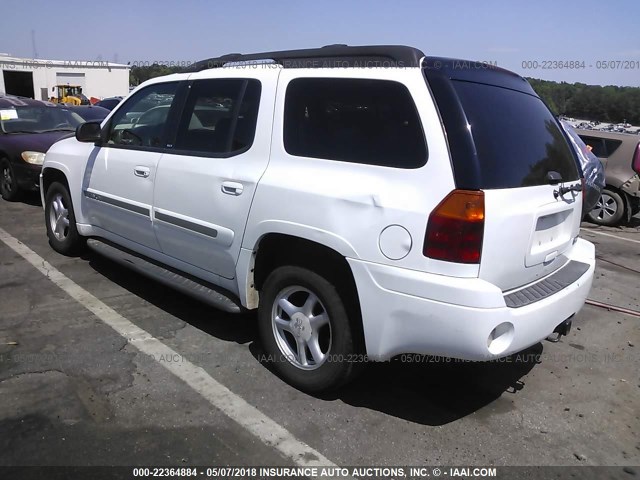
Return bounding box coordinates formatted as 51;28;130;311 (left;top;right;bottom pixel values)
173;78;261;156
452;81;579;188
578;135;622;158
284;78;427;168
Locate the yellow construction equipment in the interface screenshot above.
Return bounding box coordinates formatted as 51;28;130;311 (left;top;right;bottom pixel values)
50;85;90;105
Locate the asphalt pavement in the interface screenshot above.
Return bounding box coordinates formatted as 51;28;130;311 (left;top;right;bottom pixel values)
0;193;638;477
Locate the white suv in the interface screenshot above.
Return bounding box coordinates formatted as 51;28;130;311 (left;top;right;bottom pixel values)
40;45;595;392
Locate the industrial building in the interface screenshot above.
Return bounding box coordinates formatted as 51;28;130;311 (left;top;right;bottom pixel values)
0;54;130;101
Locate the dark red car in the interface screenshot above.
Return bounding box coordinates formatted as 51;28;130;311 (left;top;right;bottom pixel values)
0;95;84;201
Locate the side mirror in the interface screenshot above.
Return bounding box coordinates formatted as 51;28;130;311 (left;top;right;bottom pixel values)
76;121;102;143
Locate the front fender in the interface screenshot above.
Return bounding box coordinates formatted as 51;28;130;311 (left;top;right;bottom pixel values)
42;137;95;224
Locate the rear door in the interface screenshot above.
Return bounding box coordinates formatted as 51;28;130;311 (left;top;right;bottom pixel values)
426;69;583;291
152;69;278;279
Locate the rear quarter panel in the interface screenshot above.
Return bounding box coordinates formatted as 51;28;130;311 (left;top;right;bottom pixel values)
244;67;475;277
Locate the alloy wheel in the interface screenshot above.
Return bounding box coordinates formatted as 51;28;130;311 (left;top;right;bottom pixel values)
271;286;332;370
48;193;70;241
1;164;13;196
592;193;618;221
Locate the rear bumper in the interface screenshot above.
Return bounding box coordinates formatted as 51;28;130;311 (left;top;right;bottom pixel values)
348;238;595;361
621;174;639;198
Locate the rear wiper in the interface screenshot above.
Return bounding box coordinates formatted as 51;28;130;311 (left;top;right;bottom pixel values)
557;183;582;197
547;171;581;199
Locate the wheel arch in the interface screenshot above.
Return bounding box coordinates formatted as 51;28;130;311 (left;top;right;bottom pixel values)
41;166;71;194
250;232;366;353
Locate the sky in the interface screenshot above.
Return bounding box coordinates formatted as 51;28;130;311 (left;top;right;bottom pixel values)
2;0;640;86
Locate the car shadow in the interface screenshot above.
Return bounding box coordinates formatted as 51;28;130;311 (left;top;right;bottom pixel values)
248;338;542;426
333;345;541;425
84;250;542;427
8;191;42;207
628;216;640;228
84;252;257;345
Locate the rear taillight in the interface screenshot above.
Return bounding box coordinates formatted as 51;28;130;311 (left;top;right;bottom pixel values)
632;143;640;175
423;190;485;264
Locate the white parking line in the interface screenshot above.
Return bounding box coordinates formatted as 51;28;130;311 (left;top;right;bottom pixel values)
0;227;340;475
581;228;640;245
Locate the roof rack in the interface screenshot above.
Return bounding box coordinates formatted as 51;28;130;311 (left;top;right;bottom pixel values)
189;44;425;71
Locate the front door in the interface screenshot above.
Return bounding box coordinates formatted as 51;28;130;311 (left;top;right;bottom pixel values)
83;81;181;251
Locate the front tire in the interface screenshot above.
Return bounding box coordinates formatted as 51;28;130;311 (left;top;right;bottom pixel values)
44;181;85;255
258;266;359;393
0;158;21;201
587;188;626;226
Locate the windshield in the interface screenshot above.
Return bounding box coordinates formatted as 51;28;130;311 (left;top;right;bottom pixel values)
0;106;84;134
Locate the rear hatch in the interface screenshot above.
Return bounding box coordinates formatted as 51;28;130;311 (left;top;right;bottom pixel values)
424;59;583;291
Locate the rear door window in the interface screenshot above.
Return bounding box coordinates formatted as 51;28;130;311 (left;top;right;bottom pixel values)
452;81;579;188
173;78;261;156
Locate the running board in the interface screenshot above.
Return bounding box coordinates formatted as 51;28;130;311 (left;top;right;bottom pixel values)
86;238;242;313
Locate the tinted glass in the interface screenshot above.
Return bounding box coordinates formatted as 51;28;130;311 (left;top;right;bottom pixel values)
453;81;579;188
284;78;427;168
604;139;623;157
96;99;121;110
174;79;261;155
0;105;83;133
71;106;109;122
578;136;607;158
106;82;178;148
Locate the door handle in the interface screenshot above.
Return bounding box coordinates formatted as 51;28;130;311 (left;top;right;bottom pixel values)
221;181;244;196
134;166;150;178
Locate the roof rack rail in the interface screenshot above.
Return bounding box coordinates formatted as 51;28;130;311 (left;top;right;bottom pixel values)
189;44;425;72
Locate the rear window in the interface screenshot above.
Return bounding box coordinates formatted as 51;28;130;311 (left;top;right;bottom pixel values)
452;81;579;188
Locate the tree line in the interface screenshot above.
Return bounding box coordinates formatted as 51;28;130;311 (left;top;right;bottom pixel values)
527;78;640;124
129;65;640;125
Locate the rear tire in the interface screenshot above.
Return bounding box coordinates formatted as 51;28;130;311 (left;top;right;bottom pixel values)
44;181;85;255
587;188;626;226
258;266;359;393
0;158;21;201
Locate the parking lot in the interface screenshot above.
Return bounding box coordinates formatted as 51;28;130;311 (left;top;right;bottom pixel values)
0;194;638;471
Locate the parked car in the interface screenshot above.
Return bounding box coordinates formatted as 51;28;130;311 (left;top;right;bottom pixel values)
67;105;110;122
0;95;83;201
576;129;640;225
40;45;595;392
94;96;124;111
560;121;605;216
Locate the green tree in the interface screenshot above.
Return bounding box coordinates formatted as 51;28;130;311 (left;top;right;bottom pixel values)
527;78;640;125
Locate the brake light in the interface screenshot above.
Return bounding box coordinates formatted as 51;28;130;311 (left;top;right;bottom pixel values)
632;143;640;175
424;190;485;264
